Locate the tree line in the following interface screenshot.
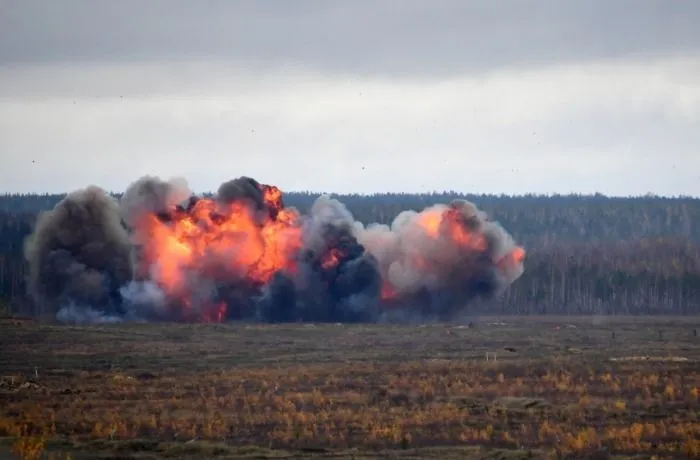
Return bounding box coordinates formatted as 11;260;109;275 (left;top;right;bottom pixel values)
1;192;699;315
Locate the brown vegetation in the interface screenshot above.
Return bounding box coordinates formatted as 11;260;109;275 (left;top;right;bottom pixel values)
1;317;700;458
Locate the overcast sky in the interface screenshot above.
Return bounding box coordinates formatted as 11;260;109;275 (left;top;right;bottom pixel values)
1;0;699;196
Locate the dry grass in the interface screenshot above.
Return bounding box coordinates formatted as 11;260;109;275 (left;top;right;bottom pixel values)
1;316;699;459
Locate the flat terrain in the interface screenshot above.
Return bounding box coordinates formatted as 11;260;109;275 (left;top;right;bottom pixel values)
1;316;699;459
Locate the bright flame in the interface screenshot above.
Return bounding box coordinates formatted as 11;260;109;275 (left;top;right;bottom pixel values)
416;208;486;251
131;188;525;321
443;208;487;251
417;210;443;238
496;246;527;272
137;195;302;320
379;205;501;299
512;247;526;263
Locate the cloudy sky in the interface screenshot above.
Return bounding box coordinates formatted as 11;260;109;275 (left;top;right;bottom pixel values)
1;1;699;196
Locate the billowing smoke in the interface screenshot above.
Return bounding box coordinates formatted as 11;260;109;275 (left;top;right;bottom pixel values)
24;176;526;324
258;196;382;323
24;186;134;319
360;200;525;321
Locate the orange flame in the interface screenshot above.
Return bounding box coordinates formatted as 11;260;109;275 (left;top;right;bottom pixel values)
417;210;443;238
134;188;525;321
378;206;496;299
443;209;487;251
512;247;526;263
202;302;227;323
321;248;345;270
416;207;487;251
496;246;527;272
261;185;284;216
137;196;302;320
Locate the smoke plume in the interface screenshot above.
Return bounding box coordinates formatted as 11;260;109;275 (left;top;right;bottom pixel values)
24;186;134;319
24;176;526;323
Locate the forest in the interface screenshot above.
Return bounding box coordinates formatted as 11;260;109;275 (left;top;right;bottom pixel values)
1;191;699;316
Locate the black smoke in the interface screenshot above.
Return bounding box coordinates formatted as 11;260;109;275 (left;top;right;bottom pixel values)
258;222;382;323
24;186;134;320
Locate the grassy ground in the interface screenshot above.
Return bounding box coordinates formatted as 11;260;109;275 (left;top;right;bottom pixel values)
1;316;699;459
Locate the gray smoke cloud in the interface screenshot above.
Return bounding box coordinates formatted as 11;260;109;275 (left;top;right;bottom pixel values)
56;303;125;324
120;175;192;228
217;176;266;207
360;200;524;296
24;186;134;317
258;195;383;322
217;176;287;222
24;175;526;323
357;199;524;320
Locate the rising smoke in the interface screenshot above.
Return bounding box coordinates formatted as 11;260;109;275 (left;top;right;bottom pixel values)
24;186;134;320
24;176;526;324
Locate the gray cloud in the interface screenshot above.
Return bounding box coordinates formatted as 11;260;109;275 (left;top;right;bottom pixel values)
1;55;698;196
2;1;700;76
1;1;699;197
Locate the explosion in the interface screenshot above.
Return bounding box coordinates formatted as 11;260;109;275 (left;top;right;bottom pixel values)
24;176;526;323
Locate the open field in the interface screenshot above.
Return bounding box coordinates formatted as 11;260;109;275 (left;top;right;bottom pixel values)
1;316;700;459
